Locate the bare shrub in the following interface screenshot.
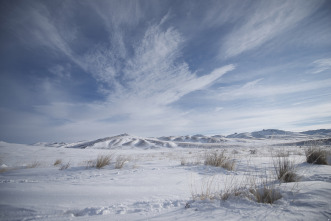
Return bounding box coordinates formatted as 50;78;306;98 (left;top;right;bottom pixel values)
274;156;299;183
204;150;235;170
53;159;62;166
115;156;129;169
305;147;328;165
96;155;112;169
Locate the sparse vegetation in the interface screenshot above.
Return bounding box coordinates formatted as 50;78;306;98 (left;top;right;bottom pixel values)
85;160;96;169
191;174;282;205
220;184;246;201
250;149;257;154
191;176;218;201
53;159;62;166
274;156;299;183
180;157;201;166
115;156;129;169
204;150;235;170
0;167;9;173
275;150;289;157
96;155;112;169
305;147;328;165
250;185;282;204
59;162;70;170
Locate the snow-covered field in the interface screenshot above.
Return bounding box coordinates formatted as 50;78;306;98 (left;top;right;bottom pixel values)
1;130;331;220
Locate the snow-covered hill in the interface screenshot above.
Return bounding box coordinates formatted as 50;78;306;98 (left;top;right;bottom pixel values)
226;129;304;139
64;134;178;149
58;129;331;150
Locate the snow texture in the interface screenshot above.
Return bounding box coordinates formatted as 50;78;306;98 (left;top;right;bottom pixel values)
0;129;330;220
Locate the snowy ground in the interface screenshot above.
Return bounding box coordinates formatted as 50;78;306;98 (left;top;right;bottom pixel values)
0;137;331;220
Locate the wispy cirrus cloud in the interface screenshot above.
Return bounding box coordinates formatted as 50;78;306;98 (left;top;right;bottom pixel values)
11;2;86;71
29;13;236;140
215;78;331;101
221;0;324;58
312;58;331;74
1;0;330;143
120;24;235;105
83;19;235;106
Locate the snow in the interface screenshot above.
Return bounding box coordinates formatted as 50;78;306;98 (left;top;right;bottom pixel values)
0;131;330;220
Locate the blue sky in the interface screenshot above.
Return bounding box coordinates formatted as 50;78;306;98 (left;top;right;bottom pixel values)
1;0;331;143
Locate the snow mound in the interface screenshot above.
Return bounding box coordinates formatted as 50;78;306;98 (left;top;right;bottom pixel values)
65;134;178;149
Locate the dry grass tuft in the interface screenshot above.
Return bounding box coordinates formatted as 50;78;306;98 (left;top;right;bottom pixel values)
274;156;299;183
204;150;235;170
220;185;245;201
53;159;62;166
115;156;129;169
275;150;290;157
96;155;112;169
85;160;96;169
191;176;218;201
305;147;328;165
59;162;70;170
0;168;9;173
250;185;282;204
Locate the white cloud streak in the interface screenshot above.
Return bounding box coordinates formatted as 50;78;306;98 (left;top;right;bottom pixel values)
10;2;87;72
32;18;235;140
222;0;324;58
312;58;331;74
216;78;331;101
2;0;330;143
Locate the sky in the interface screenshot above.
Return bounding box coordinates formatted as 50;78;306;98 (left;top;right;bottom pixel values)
1;0;331;143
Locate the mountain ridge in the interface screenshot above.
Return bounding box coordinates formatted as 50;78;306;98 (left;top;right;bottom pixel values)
46;128;331;149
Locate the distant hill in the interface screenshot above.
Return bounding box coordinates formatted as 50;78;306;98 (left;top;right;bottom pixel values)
35;128;331;150
226;129;331;140
301;129;331;136
226;129;301;139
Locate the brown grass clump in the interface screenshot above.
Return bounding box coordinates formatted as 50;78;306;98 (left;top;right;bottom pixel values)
250;185;282;204
96;155;112;169
305;147;328;165
274;156;299;183
53;159;62;166
204;150;235;170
